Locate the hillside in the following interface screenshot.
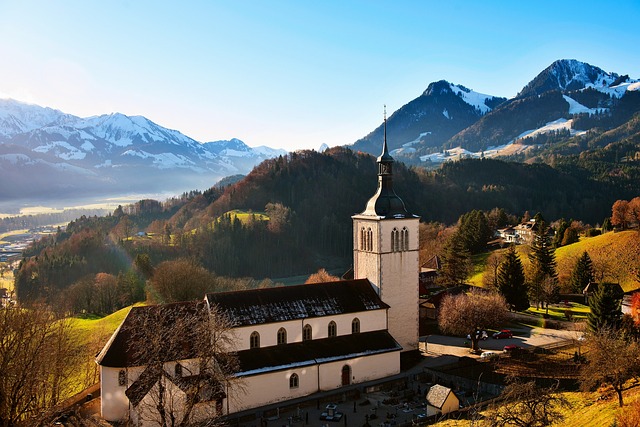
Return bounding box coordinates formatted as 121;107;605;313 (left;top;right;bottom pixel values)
555;230;640;292
470;230;640;293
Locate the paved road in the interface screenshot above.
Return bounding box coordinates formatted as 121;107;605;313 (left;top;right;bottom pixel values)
424;325;581;357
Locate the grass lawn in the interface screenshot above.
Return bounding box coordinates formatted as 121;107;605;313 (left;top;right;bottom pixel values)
65;306;133;394
431;385;640;427
526;302;590;321
0;269;13;293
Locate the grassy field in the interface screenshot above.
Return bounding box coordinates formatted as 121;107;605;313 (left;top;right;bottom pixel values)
526;301;590;321
469;230;640;292
0;269;13;293
431;386;640;427
66;306;133;393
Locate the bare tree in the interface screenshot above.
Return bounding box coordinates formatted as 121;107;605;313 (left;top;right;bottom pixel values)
485;377;569;427
124;302;241;426
580;328;640;407
149;258;217;303
483;251;504;290
305;268;340;284
438;289;508;352
0;304;79;426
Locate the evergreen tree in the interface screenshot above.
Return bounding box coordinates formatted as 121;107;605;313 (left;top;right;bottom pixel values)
497;245;529;311
587;282;623;333
553;218;569;248
528;219;558;309
569;251;595;294
438;232;472;286
457;210;492;254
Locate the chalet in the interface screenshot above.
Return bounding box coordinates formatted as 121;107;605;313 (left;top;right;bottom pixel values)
425;384;459;417
96;120;421;425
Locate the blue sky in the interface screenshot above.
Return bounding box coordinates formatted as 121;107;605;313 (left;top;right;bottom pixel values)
0;1;638;151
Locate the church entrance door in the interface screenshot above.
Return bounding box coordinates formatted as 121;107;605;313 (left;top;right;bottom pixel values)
341;365;351;386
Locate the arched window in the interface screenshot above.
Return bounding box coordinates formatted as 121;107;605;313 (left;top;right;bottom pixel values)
366;228;373;251
352;318;360;334
289;373;299;389
360;227;365;250
250;331;260;349
277;328;287;345
402;227;409;251
392;227;399;252
118;369;127;386
175;363;182;378
303;324;312;341
328;321;337;338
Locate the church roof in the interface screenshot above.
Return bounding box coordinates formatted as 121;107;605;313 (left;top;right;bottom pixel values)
96;300;207;368
205;279;389;327
236;330;401;376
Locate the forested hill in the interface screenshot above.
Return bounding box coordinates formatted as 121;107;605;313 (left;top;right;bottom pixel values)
175;146;625;229
15;146;634;307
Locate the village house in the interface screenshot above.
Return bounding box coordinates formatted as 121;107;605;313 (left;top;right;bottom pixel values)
425;384;460;417
96;123;421;425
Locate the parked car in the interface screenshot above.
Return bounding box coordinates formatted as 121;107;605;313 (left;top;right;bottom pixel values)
467;330;489;340
480;351;498;359
493;329;513;339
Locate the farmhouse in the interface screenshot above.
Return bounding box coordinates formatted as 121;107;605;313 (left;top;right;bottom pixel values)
96;124;420;425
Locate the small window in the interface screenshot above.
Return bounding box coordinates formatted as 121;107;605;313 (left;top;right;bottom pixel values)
328;321;337;338
402;227;409;251
392;227;399;252
175;363;182;378
303;324;312;341
250;331;260;349
118;369;127;386
360;227;365;250
277;328;287;345
352;318;360;334
289;373;299;389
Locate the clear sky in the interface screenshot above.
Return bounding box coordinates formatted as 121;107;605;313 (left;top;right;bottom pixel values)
0;1;638;151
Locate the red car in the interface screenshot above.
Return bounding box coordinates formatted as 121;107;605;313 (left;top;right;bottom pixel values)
493;329;513;339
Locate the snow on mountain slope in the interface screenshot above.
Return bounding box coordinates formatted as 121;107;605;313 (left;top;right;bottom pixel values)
517;118;586;141
0;98;74;137
562;95;608;115
446;83;496;115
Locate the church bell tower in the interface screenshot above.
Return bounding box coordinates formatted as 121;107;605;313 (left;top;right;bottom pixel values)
352;109;420;351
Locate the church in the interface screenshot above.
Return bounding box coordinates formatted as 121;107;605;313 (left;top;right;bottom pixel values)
96;119;420;424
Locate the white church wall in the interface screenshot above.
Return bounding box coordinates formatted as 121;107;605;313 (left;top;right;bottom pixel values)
233;319;301;350
318;351;400;391
228;365;320;413
100;366;132;422
233;309;388;351
380;251;419;351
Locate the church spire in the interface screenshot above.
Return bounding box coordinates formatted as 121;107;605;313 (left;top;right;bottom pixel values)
359;107;413;218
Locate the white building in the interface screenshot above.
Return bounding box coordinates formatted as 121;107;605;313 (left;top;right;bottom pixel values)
96;124;420;425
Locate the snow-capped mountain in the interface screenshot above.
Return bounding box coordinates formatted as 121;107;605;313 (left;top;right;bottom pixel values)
351;80;507;156
354;59;639;163
447;59;639;153
0;100;286;200
518;59;622;98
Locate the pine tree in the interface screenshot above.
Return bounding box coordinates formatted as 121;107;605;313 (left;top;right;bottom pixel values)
528;219;558;309
497;245;529;311
569;251;595;293
587;282;623;333
438;232;472;287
